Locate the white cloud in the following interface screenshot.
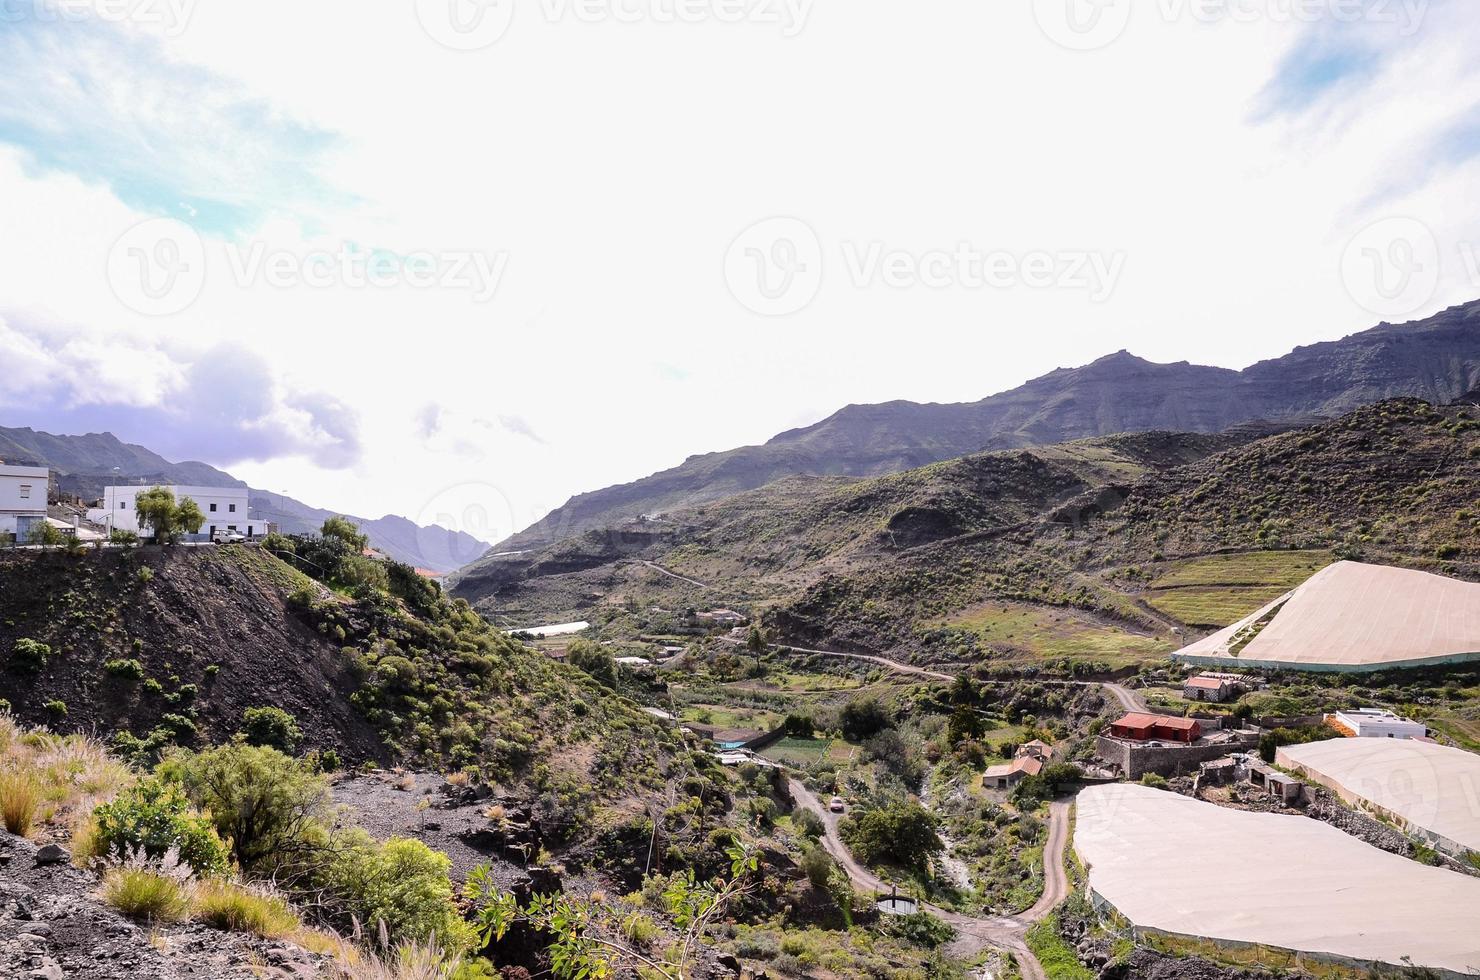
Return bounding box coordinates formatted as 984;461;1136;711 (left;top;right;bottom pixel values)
0;2;1478;533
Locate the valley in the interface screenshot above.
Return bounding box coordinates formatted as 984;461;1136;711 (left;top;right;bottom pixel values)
3;340;1480;980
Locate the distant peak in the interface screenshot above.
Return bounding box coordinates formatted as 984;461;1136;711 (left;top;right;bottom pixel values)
1088;349;1150;366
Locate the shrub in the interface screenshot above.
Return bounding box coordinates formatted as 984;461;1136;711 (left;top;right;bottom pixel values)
193;879;300;937
1139;773;1169;790
109;528;140;546
839;696;893;741
11;637;50;672
90;779;231;876
320;834;474;952
799;845;833;888
160;744;329;874
262;532;295;556
840;801;942;871
794;808;825;840
104;658;147;680
102;864;192;924
567;638;618;688
620;910;661;946
879;910;955;949
0;771;41;835
240;706;303;754
43;700;67;717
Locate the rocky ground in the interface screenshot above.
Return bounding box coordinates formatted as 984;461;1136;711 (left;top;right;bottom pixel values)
1301;789;1413;856
0;833;324;980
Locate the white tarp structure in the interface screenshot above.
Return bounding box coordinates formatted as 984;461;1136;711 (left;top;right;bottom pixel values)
1075;784;1480;975
1172;561;1480;671
1278;738;1480;856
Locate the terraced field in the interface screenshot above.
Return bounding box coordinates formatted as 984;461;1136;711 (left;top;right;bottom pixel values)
1140;550;1332;628
944;602;1174;666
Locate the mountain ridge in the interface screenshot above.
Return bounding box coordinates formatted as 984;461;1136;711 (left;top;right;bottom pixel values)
482;300;1480;558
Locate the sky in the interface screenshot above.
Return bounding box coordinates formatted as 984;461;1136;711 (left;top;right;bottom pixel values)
2;0;1479;545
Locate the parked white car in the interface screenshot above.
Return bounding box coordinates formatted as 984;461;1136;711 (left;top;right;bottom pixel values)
212;529;247;544
829;796;846;813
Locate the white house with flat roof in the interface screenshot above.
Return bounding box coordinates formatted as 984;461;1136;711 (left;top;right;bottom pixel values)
1325;708;1427;740
90;485;269;539
0;463;50;538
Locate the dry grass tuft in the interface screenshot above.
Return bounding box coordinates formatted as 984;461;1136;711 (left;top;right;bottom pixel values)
102;852;193;925
193;879;301;938
0;713;132;840
0;770;41;836
326;934;463;980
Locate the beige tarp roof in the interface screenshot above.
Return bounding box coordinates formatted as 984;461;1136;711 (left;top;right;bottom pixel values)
1075;784;1480;975
1172;561;1480;669
1278;738;1480;854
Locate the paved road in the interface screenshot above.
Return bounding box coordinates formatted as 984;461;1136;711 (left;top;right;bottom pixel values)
788;777;1071;980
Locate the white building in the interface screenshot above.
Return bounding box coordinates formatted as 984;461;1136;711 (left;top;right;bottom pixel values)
0;463;50;539
90;485;270;539
1325;708;1428;740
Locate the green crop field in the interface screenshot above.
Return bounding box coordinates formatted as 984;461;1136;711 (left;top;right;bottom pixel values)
760;736;833;766
1142;550;1332;628
945;602;1173;666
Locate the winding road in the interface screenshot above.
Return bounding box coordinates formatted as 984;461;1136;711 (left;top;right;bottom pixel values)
759;638;1146;713
789;777;1073;980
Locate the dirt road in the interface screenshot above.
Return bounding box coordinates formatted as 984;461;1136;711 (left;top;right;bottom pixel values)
770;640;1144;714
788;778;1071;980
1097;680;1145;713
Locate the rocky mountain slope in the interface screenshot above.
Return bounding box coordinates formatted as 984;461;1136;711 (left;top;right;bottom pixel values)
0;544;688;811
0;425;483;572
488;301;1480;556
458;399;1480;666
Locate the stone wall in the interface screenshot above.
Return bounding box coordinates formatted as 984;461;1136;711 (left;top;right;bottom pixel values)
1097;733;1259;780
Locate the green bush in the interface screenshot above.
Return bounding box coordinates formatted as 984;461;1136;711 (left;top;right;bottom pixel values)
104;658;147;680
567;638;617;688
43;700;66;717
879;910;955;949
160;744;329;873
1139;773;1169;790
320;833;474;951
11;638;50;672
799;845;833;888
90;779;231;876
239;706;303;754
840;801;942;872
